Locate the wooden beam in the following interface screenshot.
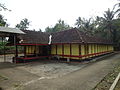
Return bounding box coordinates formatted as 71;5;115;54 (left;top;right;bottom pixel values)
16;43;49;46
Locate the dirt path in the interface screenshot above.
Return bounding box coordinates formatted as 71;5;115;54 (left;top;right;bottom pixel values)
19;53;120;90
0;53;120;90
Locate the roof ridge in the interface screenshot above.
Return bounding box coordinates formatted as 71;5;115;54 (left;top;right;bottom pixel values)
21;30;50;35
51;28;74;34
75;29;84;43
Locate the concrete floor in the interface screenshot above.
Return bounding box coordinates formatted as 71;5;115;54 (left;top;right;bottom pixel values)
0;53;120;90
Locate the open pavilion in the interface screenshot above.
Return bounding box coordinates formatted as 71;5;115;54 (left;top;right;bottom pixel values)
0;26;25;62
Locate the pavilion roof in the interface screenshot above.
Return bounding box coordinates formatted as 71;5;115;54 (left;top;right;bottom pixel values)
51;28;113;44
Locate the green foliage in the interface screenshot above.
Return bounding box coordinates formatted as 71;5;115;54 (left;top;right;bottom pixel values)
0;14;7;26
95;8;120;45
75;17;99;35
45;19;71;33
75;17;82;28
0;3;11;11
75;6;120;47
0;3;10;27
94;9;115;40
45;26;53;33
16;18;30;30
0;42;16;54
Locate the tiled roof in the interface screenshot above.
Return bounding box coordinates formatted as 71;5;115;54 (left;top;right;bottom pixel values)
19;30;49;44
51;28;112;44
17;28;112;44
0;27;25;34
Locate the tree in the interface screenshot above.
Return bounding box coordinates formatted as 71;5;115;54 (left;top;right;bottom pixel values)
39;29;42;32
100;8;118;41
0;3;10;26
45;19;71;33
75;17;82;28
53;19;71;32
0;3;11;11
0;14;7;26
112;2;120;18
94;7;120;51
45;26;53;33
75;17;97;35
95;9;115;40
16;18;30;30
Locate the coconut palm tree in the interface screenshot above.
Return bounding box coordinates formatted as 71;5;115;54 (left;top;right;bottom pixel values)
102;8;115;36
75;17;83;28
101;8;120;47
75;17;96;35
16;18;30;30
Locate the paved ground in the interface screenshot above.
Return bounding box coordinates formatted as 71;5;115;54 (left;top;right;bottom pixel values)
0;53;120;90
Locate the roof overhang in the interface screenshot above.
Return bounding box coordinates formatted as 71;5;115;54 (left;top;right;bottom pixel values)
0;27;25;37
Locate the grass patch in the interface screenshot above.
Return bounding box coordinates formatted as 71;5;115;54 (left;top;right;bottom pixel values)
0;87;3;90
0;75;8;81
14;83;20;88
115;79;120;90
93;64;120;90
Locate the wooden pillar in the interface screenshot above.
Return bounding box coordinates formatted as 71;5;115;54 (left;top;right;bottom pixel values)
24;46;27;57
96;44;97;55
94;44;96;56
87;44;89;58
70;44;72;58
56;45;57;55
14;35;18;57
15;45;18;57
35;45;38;56
85;44;88;58
2;37;6;62
62;44;64;58
79;44;81;59
84;44;86;58
91;44;92;56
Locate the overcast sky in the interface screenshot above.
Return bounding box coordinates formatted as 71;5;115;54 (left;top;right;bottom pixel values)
0;0;118;31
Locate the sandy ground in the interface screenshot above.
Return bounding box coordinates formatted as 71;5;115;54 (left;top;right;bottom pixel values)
17;62;86;78
0;53;119;90
0;54;86;78
0;57;87;90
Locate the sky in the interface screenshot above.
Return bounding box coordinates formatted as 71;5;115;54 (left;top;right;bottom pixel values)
0;0;119;31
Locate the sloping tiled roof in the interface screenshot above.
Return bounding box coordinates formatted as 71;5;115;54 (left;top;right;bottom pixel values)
19;30;49;44
0;27;25;34
51;28;112;44
17;29;112;44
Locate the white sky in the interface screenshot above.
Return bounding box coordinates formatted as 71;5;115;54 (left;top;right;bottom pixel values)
0;0;119;31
